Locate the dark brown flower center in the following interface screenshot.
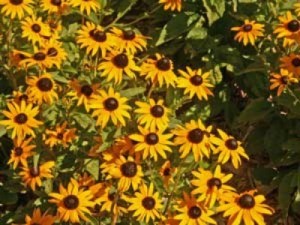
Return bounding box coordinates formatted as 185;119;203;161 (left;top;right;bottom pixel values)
18;53;27;60
37;78;53;92
104;97;119;111
287;20;300;32
123;30;136;40
225;138;238;150
81;85;93;97
207;178;222;189
18;94;28;102
14;113;28;124
281;76;289;84
156;58;171;71
113;54;128;68
163;168;170;176
142;197;155;210
9;0;23;5
31;24;41;33
49;21;58;29
150;105;164;117
33;52;46;61
47;48;58;57
292;57;300;67
51;0;62;6
63;195;79;209
89;29;107;42
108;193;115;201
29;167;40;177
188;206;202;219
57;133;64;139
190;75;203;86
145;133;159;145
242;24;253;32
238;194;255;209
14;147;23;156
187;128;204;144
120;161;137;177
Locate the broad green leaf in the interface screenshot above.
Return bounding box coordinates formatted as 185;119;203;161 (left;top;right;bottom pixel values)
202;0;226;25
85;159;99;180
0;187;18;205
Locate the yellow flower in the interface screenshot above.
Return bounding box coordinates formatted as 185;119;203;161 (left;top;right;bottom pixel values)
218;190;274;225
159;160;176;187
44;122;77;148
191;165;235;208
0;101;42;139
98;50;140;84
25;208;55;225
7;137;35;169
295;3;300;17
177;67;214;100
108;155;143;192
89;87;131;129
26;74;58;105
49;178;95;223
40;39;68;68
110;27;147;54
127;182;163;223
140;53;177;87
135;98;170;131
69;0;100;15
130;126;173;161
19;161;55;191
274;11;300;44
0;0;33;19
41;0;69;14
211;129;249;169
175;192;216;225
21;16;51;45
77;21;114;57
159;0;182;12
173;119;211;161
20;50;56;69
270;69;298;96
231;19;264;46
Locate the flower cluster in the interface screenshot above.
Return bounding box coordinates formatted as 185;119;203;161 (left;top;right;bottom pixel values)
0;0;274;225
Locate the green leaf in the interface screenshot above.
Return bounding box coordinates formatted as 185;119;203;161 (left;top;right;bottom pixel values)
0;187;18;205
120;87;146;98
278;172;296;217
235;98;273;125
156;12;199;46
85;159;99;180
253;167;278;185
0;125;6;137
202;0;226;25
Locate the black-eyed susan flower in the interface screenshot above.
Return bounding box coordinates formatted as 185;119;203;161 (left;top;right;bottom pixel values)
218;190;274;225
90;87;131;129
0;0;33;19
98;51;140;84
135;98;170;130
274;12;300;42
130;126;173;161
69;0;100;15
0;101;42;139
175;192;216;225
20;50;55;69
211;129;249;169
11;90;32;105
159;0;182;12
21;16;51;45
173;119;211;161
49;178;95;223
231;19;264;46
270;69;298;96
9;49;29;68
88;136;102;158
7;137;35;169
44;122;77;148
127;182;163;223
41;0;68;14
78;172;95;188
19;161;55;191
77;22;114;57
110;27;147;54
159;160;176;187
41;40;67;68
94;184;127;215
191;165;235;208
109;156;143;192
68;79;100;112
140;54;177;87
25;208;55;225
26;74;58;105
177;67;214;100
280;54;300;77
